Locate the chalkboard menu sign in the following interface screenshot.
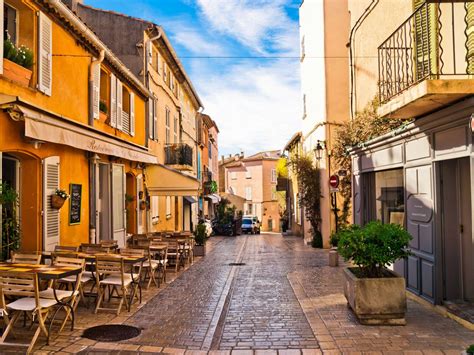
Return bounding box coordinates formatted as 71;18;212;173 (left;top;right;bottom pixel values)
69;184;82;225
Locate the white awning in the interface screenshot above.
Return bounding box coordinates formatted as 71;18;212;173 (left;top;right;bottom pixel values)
3;100;157;164
145;164;200;196
205;193;221;204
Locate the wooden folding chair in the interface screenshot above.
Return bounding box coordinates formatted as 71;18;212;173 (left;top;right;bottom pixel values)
0;271;58;354
11;252;41;265
39;256;84;332
94;255;141;315
54;245;79;253
80;244;110;254
165;240;181;272
150;241;168;285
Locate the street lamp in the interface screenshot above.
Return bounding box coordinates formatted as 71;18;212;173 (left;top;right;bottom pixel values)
313;140;325;161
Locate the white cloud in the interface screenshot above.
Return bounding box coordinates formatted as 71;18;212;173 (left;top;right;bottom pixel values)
194;60;302;156
195;0;295;54
166;21;228;56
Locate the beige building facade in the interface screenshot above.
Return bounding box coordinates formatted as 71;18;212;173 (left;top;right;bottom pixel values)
223;151;281;232
348;0;474;307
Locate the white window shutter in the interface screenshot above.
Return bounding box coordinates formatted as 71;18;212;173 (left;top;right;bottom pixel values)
117;80;123;131
166;196;171;217
92;62;100;119
130;92;135;136
42;156;60;251
146;41;152;65
38;12;53;96
0;0;4;75
153;99;158;140
110;73;117;128
148;98;153;139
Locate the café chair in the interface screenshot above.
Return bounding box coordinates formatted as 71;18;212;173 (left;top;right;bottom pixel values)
39;257;85;332
0;271;58;353
11;252;41;265
54;245;79;253
94;254;142;315
150;241;168;285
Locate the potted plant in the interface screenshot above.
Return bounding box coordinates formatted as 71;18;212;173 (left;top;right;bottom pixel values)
51;189;69;209
465;345;474;355
328;230;340;267
99;100;108;121
0;183;21;260
3;38;34;86
193;223;207;257
337;221;412;325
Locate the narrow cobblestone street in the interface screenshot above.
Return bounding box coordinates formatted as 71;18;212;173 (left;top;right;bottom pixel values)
31;233;474;354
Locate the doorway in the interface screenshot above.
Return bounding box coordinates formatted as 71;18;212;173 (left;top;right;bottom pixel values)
439;157;473;303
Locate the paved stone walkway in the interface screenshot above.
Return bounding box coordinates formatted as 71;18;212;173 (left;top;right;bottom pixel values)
21;233;474;353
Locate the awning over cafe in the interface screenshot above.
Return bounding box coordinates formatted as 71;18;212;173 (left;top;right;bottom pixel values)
146;164;199;197
184;196;197;204
2;98;158;164
205;193;221;204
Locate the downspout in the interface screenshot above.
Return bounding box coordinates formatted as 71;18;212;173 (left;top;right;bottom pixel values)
88;49;105;126
349;0;379;119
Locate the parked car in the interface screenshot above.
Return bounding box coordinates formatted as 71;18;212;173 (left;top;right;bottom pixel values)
242;216;260;234
243;215;261;234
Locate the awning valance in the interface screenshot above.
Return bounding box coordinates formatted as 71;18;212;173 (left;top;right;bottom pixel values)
205;193;221;204
4;100;157;164
184;196;197;204
145;165;199;196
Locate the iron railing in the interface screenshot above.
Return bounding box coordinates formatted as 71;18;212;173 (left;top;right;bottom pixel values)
378;1;474;103
165;144;193;167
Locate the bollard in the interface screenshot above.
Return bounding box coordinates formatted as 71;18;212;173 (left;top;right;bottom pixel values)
329;249;339;267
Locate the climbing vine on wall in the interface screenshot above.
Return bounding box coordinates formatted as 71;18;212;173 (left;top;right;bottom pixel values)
289;154;323;248
332;98;413;226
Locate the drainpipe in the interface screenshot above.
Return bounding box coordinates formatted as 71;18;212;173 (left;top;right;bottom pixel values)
349;0;379;119
88;50;105;126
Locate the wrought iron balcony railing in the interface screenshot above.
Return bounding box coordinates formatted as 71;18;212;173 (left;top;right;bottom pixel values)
165;144;193;167
378;1;474;104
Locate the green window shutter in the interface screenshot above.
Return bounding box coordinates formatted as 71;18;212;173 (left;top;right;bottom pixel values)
466;3;474;74
413;0;438;80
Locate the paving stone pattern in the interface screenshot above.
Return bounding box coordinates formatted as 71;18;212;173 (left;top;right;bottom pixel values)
25;234;474;354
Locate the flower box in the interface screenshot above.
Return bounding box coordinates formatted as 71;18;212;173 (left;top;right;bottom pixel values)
3;58;32;86
51;195;66;209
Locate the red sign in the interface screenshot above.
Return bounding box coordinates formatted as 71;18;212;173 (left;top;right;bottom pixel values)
329;175;340;189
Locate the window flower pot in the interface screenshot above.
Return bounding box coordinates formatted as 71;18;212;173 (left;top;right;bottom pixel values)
3;58;32;86
51;195;66;209
343;267;407;325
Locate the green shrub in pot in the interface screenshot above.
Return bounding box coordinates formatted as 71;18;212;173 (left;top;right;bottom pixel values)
337;221;412;278
194;223;207;246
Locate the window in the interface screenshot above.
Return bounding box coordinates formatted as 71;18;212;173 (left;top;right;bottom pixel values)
272;187;277;201
271;169;277;183
246;203;253;215
246;170;252;179
165;108;171;144
152;47;160;74
166;196;172;219
230;171;237;180
174;114;179;143
151;196;159;224
163;61;168;84
4;3;17;43
245;187;252;201
363;169;405;225
99;69;109;116
208;140;212;157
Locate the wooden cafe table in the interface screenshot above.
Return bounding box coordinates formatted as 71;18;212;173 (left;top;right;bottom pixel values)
0;262;82;332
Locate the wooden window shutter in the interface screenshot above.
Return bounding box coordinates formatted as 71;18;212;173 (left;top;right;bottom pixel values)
110;73;117;128
466;3;474;74
0;0;4;74
153;98;158;140
92;63;100;119
38;12;53;96
117;80;123;131
130;92;135;136
413;0;438;80
42;156;60;251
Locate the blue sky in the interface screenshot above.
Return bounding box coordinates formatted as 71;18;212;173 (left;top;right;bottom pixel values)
85;0;302;156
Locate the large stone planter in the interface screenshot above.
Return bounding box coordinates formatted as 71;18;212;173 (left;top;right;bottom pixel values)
194;245;205;257
343;267;406;325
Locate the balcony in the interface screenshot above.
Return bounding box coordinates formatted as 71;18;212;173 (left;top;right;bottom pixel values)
164;144;193;170
378;1;474;118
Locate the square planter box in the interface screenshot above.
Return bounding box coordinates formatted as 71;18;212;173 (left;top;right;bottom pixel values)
343;267;407;325
3;58;32;86
193;245;205;257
